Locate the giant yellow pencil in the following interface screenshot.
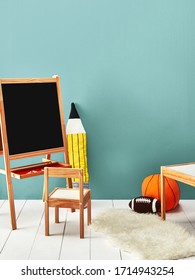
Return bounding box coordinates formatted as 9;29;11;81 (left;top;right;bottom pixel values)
66;103;89;185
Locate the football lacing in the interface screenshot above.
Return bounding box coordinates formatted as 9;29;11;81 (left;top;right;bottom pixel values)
136;198;151;204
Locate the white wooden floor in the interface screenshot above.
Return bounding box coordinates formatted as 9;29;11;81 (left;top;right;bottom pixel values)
0;199;195;260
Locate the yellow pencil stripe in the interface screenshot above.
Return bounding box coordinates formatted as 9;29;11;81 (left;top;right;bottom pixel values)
67;134;75;182
67;133;89;182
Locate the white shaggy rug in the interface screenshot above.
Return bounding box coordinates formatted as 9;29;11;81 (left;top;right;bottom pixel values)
91;209;195;260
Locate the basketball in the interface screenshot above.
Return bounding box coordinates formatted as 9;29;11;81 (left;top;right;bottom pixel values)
142;174;180;211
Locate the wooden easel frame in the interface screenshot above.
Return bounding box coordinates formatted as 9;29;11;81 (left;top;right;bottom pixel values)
0;76;71;230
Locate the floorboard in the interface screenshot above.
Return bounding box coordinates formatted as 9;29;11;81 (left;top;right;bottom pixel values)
59;208;91;260
0;200;26;254
90;200;121;260
29;208;67;260
0;200;42;259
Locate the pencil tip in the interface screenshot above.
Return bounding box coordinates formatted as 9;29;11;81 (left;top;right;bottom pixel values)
69;102;80;119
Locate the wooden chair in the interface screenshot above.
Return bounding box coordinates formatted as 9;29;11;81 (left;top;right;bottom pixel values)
43;167;91;238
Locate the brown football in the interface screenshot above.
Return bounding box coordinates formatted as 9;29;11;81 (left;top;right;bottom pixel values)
129;196;160;213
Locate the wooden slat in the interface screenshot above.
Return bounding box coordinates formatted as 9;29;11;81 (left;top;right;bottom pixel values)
9;147;66;160
0;77;57;84
46;167;83;178
55;76;69;164
49;200;80;209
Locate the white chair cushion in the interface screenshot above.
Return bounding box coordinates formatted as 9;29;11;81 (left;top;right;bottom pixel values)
50;188;89;200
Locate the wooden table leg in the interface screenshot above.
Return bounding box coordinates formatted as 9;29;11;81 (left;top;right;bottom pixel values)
160;167;166;220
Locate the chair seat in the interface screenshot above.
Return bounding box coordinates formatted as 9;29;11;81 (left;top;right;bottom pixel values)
50;188;89;200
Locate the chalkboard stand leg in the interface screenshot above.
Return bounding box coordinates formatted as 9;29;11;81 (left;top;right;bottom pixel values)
6;175;17;230
4;151;17;229
1;126;17;229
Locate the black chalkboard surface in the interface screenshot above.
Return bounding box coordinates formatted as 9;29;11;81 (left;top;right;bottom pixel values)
1;82;64;156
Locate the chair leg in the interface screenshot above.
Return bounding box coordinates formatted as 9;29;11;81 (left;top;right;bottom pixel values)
55;207;59;223
87;199;91;225
79;205;84;239
45;202;49;236
67;178;75;213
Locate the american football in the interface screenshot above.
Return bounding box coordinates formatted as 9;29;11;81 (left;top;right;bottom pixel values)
129;196;161;213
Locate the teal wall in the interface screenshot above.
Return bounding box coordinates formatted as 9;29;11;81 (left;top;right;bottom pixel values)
0;0;195;199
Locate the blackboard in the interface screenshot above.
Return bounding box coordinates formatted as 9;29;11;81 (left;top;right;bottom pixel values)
1;81;64;156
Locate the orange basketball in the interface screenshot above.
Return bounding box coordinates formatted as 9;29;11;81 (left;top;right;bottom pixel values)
142;174;180;211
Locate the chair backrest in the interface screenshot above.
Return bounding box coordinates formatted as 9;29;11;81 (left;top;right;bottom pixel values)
43;167;84;201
